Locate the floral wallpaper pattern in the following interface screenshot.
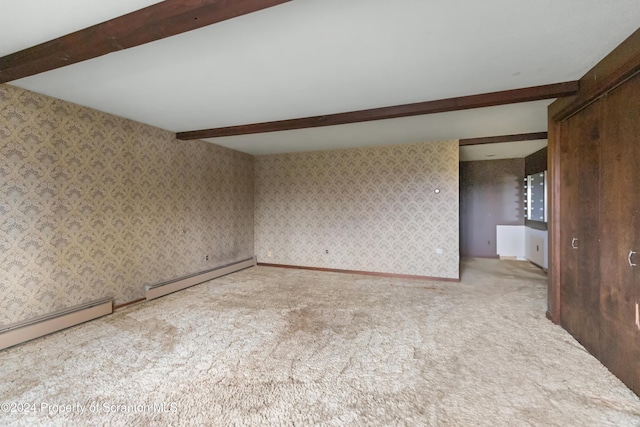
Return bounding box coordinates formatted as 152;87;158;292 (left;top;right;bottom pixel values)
0;84;254;325
255;141;459;279
0;82;460;326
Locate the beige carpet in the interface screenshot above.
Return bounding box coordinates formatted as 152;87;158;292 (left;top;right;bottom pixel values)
1;259;639;426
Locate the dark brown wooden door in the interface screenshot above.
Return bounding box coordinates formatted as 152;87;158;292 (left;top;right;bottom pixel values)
560;99;602;357
576;100;602;358
559;114;580;343
599;72;640;395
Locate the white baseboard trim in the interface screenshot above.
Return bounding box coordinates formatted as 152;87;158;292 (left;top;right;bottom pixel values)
145;257;256;300
0;298;113;351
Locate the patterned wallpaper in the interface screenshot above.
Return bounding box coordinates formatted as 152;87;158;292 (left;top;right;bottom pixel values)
0;84;254;325
255;141;459;279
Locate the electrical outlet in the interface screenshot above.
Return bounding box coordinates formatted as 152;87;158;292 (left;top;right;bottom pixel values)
205;255;209;261
267;251;272;257
436;248;444;254
325;249;329;255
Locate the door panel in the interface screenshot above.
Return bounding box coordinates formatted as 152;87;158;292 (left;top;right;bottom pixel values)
559;100;601;357
576;101;602;357
559;116;580;340
599;72;640;394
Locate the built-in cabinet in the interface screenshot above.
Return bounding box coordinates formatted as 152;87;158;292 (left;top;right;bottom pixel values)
557;72;640;394
525;227;547;269
597;75;640;393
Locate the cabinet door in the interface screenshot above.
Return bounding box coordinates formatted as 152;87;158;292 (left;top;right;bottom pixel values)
599;72;640;394
560;100;602;357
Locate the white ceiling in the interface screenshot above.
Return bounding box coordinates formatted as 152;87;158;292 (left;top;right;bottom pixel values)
459;140;548;162
2;0;640;155
0;0;163;55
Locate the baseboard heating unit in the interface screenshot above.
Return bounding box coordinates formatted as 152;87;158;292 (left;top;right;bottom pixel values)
145;257;256;301
0;297;113;351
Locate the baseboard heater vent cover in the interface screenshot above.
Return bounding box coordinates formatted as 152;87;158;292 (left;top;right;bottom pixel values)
0;297;113;351
145;257;256;301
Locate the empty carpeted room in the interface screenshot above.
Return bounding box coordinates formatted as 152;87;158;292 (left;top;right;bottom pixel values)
1;1;640;425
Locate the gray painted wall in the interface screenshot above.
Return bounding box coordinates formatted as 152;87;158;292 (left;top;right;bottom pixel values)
460;159;525;258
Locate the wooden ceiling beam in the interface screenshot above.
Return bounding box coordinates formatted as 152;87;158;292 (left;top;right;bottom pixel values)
0;0;292;84
459;132;548;146
177;81;578;140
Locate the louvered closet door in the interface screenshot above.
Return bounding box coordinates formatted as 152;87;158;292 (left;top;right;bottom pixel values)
599;72;640;395
560;99;602;358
